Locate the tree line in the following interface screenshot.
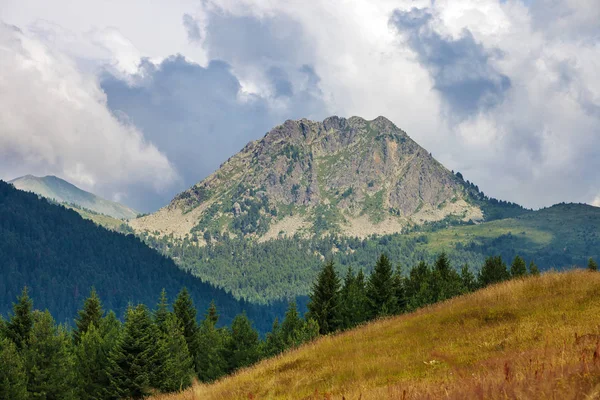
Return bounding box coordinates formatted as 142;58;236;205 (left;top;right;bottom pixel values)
1;254;597;399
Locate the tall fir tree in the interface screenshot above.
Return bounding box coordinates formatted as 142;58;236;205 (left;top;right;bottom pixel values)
478;256;509;286
392;269;407;314
366;254;397;317
264;318;285;357
225;313;261;372
460;264;477;293
173;287;199;365
6;287;33;350
588;258;598;272
205;301;219;325
510;255;528;278
529;261;540;276
106;305;159;399
431;253;462;302
154;289;170;333
75;323;110;400
0;337;28;400
25;310;75;399
405;261;434;310
281;301;304;348
155;314;194;393
74;287;104;344
195;303;227;382
306;260;341;334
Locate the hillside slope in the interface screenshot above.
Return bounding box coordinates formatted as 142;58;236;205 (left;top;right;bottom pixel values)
131;116;490;241
162;271;600;399
0;180;286;332
9;174;138;219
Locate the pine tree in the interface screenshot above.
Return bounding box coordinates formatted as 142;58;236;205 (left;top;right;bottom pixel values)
6;287;33;350
155;314;194;393
74;287;104;344
300;318;320;343
264;318;285;357
306;260;341;334
154;289;170;333
405;261;434;310
529;261;540;276
392;268;407;314
460;264;477;293
106;305;159;399
25;310;75;399
281;301;304;348
195;317;227;382
0;337;28;400
225;313;260;372
588;258;598;272
366;254;398;318
478;256;509;286
75;323;110;400
431;252;462;302
173;288;199;363
205;301;219;325
510;255;528;278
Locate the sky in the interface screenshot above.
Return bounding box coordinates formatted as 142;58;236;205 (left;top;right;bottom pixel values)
1;0;599;212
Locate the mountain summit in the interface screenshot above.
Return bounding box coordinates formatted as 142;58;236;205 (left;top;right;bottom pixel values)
9;174;138;220
131;116;483;241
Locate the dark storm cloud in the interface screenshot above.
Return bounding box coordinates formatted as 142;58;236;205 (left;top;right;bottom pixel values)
100;55;327;211
390;8;511;118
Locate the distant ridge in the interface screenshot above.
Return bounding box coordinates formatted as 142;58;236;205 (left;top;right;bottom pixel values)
9;174;138;219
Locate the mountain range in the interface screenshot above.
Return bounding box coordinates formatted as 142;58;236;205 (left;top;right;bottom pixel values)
9;174;138;220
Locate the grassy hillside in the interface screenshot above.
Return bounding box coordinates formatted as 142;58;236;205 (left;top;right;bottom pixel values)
156;270;600;399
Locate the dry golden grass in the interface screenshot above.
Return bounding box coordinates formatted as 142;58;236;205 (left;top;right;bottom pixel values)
154;271;600;399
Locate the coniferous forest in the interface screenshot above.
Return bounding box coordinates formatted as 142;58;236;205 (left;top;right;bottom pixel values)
1;243;579;399
0;180;291;333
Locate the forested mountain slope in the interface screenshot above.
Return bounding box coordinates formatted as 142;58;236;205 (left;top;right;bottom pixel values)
0;180;286;332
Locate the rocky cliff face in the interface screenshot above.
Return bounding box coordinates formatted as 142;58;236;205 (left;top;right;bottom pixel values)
130;116;483;241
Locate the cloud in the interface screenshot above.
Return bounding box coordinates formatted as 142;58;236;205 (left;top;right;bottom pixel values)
0;22;178;209
182;13;201;42
391;7;511;118
100;55;328;210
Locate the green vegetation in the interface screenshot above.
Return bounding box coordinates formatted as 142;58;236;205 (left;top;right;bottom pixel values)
0;180;292;334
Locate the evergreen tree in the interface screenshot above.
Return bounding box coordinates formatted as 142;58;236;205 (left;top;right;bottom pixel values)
225;313;260;372
392;269;407;314
155;314;194;393
431;252;462;302
6;287;33;350
75;324;110;400
460;264;477;293
264;318;285;357
588;258;598;272
154;289;170;333
74;287;104;344
299;318;320;343
205;301;219;325
366;254;397;318
281;301;304;348
478;256;509;286
529;261;540;276
25;310;75;399
405;261;434;311
306;260;341;334
106;305;159;399
0;337;28;400
195;317;227;382
173;288;199;362
510;255;528;278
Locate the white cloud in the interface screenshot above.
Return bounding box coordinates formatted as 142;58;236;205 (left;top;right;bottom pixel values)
1;0;599;210
0;23;178;202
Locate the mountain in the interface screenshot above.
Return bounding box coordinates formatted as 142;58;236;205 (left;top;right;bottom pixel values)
169;270;600;399
0;180;289;333
131;116;507;242
9;174;138;220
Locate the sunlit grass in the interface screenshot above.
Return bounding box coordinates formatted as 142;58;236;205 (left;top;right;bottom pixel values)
154;270;600;399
